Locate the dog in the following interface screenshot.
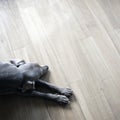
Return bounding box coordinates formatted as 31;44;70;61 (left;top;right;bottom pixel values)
0;59;73;104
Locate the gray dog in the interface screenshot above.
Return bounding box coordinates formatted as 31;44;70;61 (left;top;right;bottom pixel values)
0;59;73;104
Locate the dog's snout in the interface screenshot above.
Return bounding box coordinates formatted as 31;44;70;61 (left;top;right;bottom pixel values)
40;65;49;76
42;65;49;73
43;65;49;71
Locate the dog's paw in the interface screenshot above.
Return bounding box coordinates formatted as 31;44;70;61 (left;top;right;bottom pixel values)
60;88;73;97
56;95;70;104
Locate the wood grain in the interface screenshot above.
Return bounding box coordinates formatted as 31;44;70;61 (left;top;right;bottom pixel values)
0;0;120;120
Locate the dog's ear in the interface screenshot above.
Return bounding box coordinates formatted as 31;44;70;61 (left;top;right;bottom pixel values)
10;59;26;67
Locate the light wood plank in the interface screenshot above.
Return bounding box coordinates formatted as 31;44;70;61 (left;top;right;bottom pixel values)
0;0;120;120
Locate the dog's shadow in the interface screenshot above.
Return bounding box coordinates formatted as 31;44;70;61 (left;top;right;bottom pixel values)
0;95;53;120
0;71;75;120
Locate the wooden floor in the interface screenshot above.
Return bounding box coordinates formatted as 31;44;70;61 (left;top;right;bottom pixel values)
0;0;120;120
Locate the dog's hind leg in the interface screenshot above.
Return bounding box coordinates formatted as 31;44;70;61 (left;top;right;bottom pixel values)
35;79;73;97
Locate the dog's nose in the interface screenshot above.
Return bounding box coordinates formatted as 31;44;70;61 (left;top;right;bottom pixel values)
46;65;49;70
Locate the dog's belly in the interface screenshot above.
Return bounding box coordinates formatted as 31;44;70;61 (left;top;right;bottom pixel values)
0;63;23;88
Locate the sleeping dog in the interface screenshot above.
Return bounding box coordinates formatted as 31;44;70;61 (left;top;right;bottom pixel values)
0;59;73;104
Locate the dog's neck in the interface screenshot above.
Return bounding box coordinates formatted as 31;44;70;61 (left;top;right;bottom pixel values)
22;81;36;92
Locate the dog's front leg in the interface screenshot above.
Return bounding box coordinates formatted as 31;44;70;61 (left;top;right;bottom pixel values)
35;79;73;97
19;90;70;104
